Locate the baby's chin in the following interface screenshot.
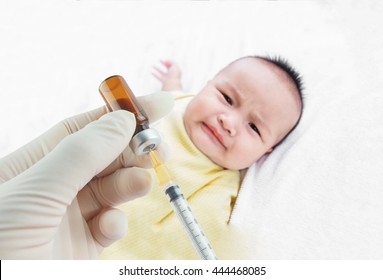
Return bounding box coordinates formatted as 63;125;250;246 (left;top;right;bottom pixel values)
208;153;255;170
202;151;247;170
192;137;247;170
216;160;250;170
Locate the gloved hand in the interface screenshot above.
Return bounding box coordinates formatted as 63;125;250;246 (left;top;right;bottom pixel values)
0;92;173;259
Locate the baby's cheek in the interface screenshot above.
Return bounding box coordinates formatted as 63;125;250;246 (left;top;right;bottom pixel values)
230;147;258;169
197;95;217;109
191;101;209;117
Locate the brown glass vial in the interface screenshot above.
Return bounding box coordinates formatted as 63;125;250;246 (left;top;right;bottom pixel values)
99;75;161;155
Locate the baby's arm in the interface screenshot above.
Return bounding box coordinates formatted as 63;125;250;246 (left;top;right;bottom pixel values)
152;60;183;91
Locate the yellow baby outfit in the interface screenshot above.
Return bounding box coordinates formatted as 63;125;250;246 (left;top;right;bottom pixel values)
100;93;240;259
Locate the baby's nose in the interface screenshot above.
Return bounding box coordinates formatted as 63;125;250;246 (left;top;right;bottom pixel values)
218;114;237;136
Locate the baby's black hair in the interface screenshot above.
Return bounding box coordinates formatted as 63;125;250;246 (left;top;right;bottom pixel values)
250;55;304;148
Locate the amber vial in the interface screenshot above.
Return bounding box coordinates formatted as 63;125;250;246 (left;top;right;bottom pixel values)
99;75;161;155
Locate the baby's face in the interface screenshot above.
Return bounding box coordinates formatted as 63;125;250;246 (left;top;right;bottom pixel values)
183;57;302;169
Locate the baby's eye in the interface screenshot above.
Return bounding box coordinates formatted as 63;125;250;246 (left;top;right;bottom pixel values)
222;93;233;105
249;122;260;136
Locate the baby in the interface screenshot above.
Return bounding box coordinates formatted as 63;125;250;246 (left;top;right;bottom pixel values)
155;57;303;169
101;56;303;259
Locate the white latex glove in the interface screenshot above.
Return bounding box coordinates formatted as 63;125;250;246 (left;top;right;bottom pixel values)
0;92;173;259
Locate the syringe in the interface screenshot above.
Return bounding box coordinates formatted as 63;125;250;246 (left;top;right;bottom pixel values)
149;150;217;260
99;75;217;260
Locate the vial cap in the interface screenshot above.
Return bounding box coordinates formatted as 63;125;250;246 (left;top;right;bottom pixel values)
129;128;162;156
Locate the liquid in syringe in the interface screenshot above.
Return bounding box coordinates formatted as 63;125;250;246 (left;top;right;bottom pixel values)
149;150;173;187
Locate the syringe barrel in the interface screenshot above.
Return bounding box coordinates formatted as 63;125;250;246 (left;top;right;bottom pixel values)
165;184;217;260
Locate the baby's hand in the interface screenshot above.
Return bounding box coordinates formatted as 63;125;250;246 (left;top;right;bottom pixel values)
152;60;183;91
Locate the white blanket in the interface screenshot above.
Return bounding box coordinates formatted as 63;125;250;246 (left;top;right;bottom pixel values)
1;1;382;259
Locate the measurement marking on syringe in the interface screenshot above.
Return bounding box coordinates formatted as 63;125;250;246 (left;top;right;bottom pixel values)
165;184;217;260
